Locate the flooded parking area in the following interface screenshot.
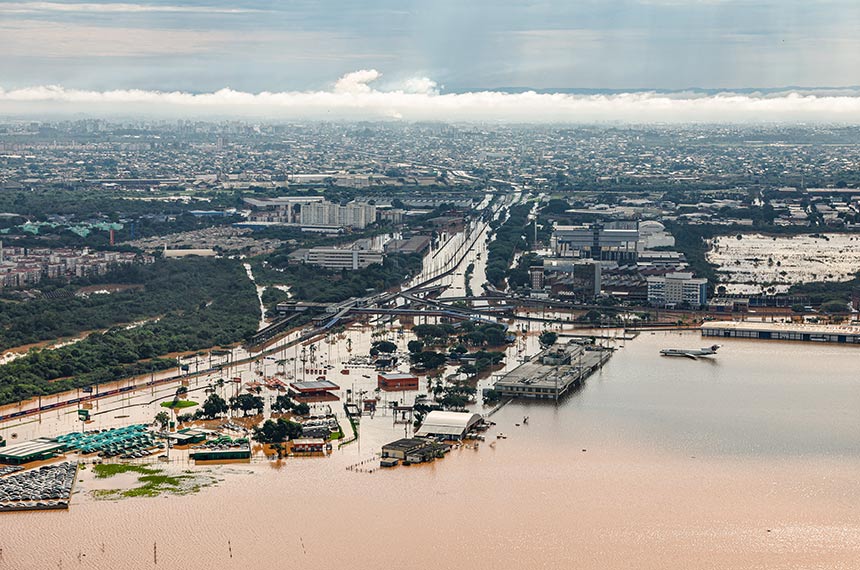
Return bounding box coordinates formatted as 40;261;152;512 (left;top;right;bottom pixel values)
707;232;860;294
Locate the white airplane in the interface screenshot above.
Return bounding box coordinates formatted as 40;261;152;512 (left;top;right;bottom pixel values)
659;345;721;359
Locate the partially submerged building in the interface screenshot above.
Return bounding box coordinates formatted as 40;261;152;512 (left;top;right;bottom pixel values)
381;438;451;464
414;411;483;440
289;380;340;402
377;372;420;392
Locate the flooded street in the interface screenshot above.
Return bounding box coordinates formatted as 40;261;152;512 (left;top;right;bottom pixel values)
5;330;860;569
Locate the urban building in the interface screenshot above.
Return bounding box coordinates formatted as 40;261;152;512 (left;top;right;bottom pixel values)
702;322;860;345
0;243;145;289
299;200;377;229
243;196;323;224
381;438;450;464
414;411;483;440
377;372;420;392
288;380;340;402
543;258;601;300
551;222;639;263
647;272;708;307
384;235;431;256
529;266;545;290
289;239;384;270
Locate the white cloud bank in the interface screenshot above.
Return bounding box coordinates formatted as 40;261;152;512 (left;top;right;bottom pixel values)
2;70;860;123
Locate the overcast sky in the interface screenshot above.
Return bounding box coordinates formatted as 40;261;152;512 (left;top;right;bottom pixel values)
1;1;860;121
2;0;859;92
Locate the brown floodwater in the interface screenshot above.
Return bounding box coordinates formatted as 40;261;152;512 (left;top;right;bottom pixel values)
4;331;860;570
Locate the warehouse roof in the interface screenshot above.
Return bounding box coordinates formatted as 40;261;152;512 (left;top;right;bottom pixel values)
0;438;65;461
415;411;482;438
290;380;340;392
702;321;860;335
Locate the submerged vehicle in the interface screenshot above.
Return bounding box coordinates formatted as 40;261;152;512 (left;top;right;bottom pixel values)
660;345;720;359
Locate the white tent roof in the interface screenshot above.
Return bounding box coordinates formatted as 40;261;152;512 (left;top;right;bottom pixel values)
416;411;482;437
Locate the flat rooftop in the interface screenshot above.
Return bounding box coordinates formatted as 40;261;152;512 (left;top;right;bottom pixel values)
495;343;591;390
0;438;65;460
290;380;340;392
702;321;860;336
379;373;418;380
382;438;431;452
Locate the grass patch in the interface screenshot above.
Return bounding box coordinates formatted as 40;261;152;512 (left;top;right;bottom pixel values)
121;474;189;497
91;463;216;499
160;400;198;409
93;463;158;478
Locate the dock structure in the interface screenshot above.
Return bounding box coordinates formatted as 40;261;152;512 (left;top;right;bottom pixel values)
702;321;860;345
493;342;612;400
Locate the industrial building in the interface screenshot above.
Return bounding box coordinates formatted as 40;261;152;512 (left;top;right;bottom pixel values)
414;411;483;440
381;438;450;464
647;272;708;307
0;439;66;465
189;446;251;461
494;342;612;400
551;222;639;263
702;321;860;344
291;438;330;453
384;235;431;256
290;239;384;270
289;380;340;402
377;372;420;392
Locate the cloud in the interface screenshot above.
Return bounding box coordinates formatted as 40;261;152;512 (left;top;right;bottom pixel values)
2;70;860;123
0;20;230;57
333;70;383;94
0;2;261;14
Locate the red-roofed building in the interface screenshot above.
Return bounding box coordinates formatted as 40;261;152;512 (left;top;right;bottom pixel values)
378;372;419;392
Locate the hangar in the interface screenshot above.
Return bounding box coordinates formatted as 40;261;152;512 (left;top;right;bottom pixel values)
415;411;483;440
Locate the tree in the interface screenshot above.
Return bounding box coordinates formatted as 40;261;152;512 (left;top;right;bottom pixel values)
293;402;310;416
154;411;170;431
459;364;478;376
272;394;294;413
201;393;228;419
230;393;264;416
539;331;558;348
411;350;448;370
484;327;507;346
252;418;304;443
483;389;502;404
821;300;848;313
584;310;602;323
372;340;397;354
407;340;424;354
440;394;469;410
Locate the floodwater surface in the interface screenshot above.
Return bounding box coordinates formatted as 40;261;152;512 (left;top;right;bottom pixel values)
4;331;860;570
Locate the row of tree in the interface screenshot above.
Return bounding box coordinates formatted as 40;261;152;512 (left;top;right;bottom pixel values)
0;259;260;406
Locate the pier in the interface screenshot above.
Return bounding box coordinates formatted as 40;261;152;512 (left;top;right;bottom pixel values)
493;342;612;400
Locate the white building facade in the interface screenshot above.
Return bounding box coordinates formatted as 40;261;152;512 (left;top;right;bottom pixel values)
647;272;708;307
